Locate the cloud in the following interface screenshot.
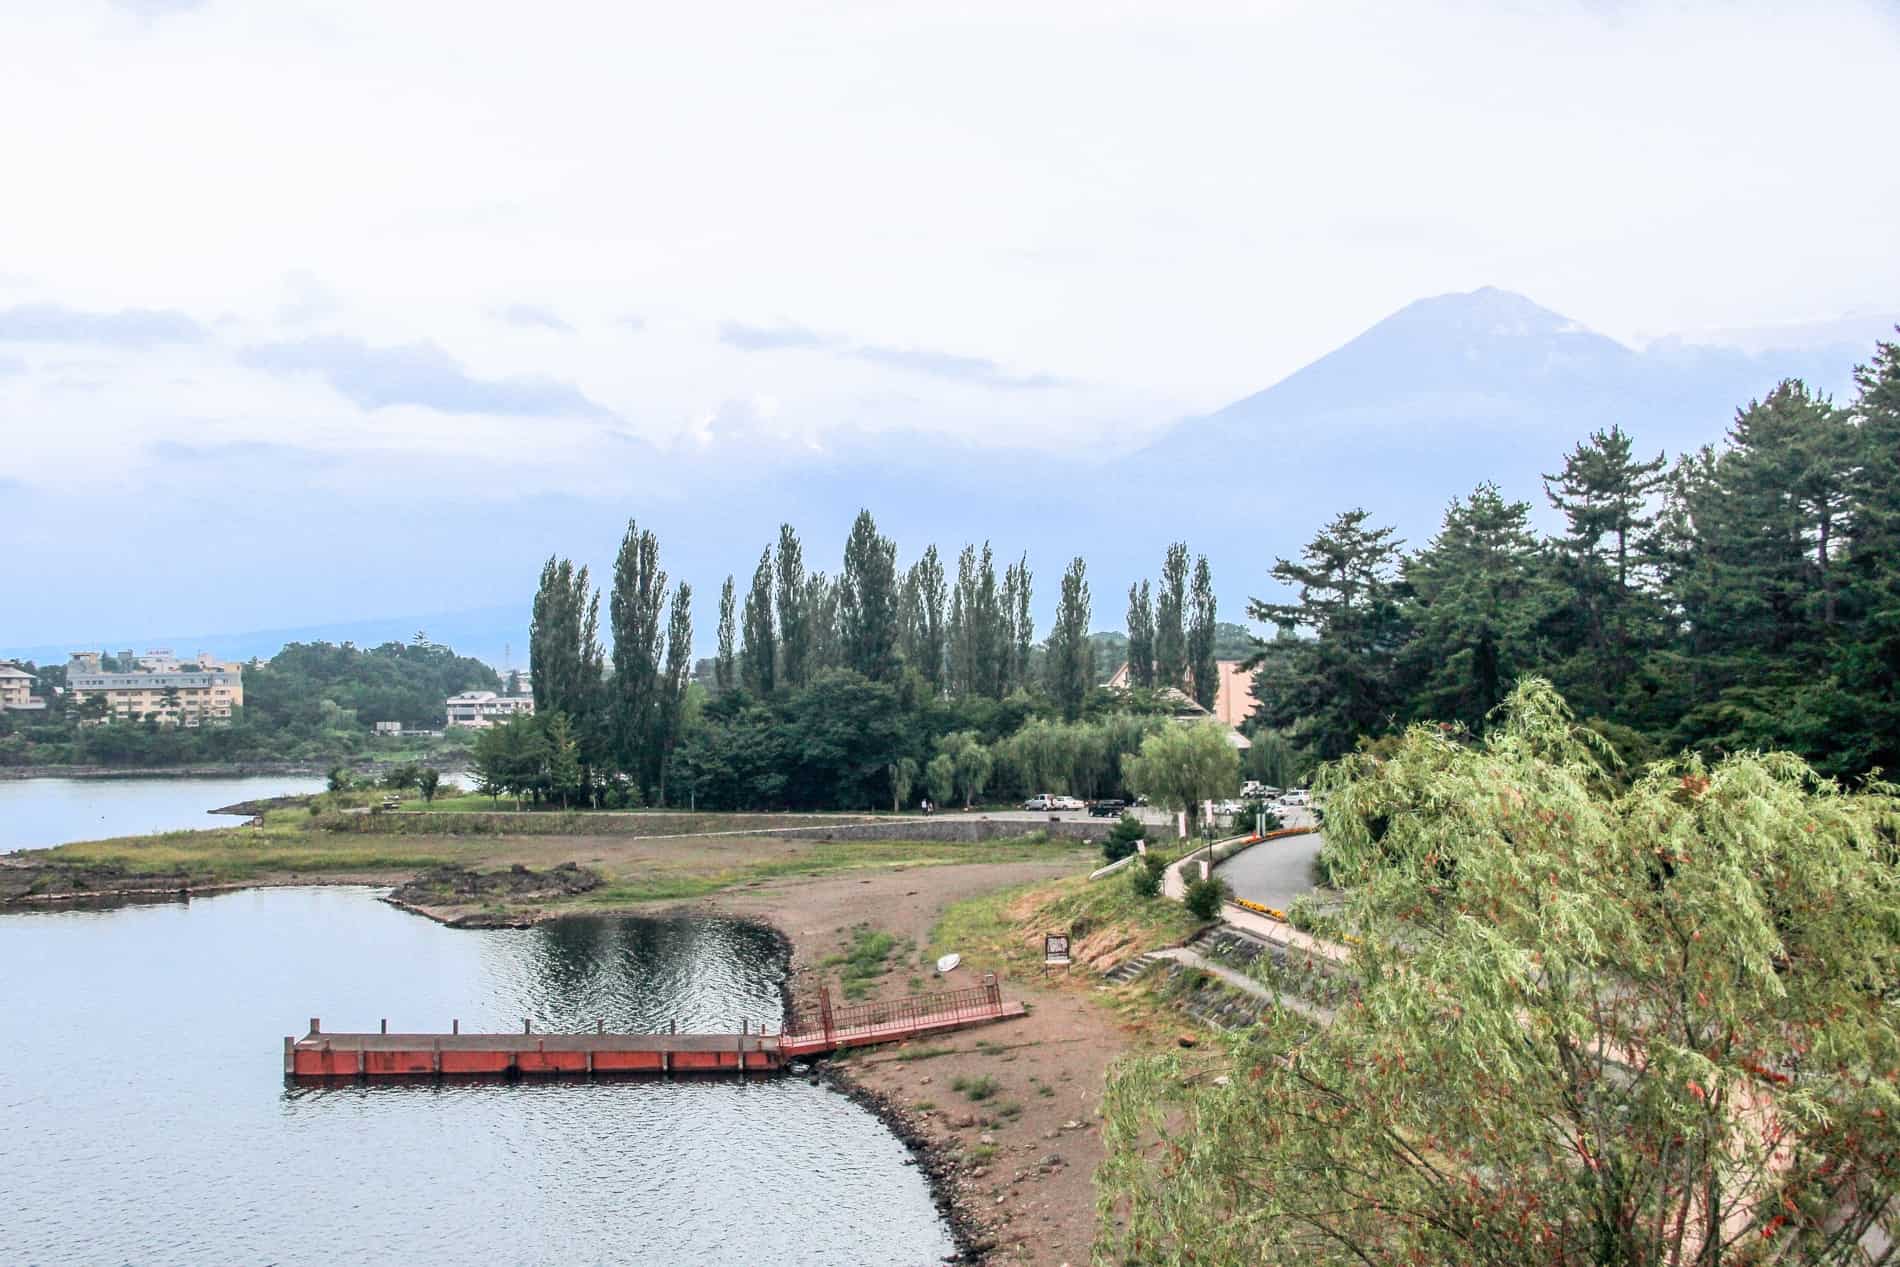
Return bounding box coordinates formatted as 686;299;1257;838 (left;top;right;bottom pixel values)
616;315;647;333
849;343;1065;390
110;0;208;14
0;353;25;375
720;316;1064;390
495;303;572;332
149;439;339;466
0;303;206;346
717;320;838;351
238;336;613;418
276;270;340;326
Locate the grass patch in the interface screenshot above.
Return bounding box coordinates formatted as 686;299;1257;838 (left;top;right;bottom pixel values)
995;1100;1023;1120
889;1044;956;1063
951;1073;1000;1102
823;925;908;999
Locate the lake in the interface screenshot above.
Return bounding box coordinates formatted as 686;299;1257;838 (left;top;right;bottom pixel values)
0;774;330;852
0;888;955;1265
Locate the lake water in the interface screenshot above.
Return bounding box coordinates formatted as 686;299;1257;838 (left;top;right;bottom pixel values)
0;774;330;852
0;888;955;1265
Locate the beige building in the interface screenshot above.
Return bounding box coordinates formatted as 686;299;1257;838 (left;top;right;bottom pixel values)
0;664;42;710
66;651;244;726
1106;659;1260;729
445;690;535;728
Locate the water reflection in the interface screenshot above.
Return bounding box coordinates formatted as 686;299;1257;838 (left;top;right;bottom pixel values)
0;888;953;1266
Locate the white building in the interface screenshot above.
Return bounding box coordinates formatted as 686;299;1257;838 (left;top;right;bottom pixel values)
445;690;536;728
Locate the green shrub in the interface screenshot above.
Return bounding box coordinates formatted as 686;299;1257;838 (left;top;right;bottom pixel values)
951;1073;1000;1102
1102;813;1146;863
1128;856;1164;899
1183;875;1232;921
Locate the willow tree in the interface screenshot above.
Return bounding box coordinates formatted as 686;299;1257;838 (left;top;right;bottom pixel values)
1100;680;1900;1265
1122;721;1239;836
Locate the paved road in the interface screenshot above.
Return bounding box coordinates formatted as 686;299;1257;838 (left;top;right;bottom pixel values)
1214;809;1326;911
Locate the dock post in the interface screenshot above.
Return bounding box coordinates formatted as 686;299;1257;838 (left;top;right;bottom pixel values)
596;1019;604;1035
380;1018;387;1034
283;1036;294;1076
523;1018;531;1035
432;1039;441;1075
309;1017;321;1035
739;1019;747;1079
452;1018;459;1034
670;1019;676;1035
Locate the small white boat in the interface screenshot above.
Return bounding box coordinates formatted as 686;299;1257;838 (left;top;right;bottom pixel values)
935;953;961;974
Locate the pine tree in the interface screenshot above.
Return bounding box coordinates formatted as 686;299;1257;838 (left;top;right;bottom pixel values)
740;548;775;695
608;519;666;784
1249;510;1407;760
1400;483;1544;729
774;524;809;689
714;575;737;692
1541;425;1667;717
1046;557;1093;721
1154;542;1189;690
1125;580;1155;689
1187;554;1217;710
839;509;900;682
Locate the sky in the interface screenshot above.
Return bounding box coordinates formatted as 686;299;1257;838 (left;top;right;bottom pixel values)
2;0;1898;648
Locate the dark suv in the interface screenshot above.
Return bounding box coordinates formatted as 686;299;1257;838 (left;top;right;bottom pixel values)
1088;799;1127;817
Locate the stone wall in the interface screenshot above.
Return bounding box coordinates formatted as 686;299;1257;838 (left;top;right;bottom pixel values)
760;817;1112;844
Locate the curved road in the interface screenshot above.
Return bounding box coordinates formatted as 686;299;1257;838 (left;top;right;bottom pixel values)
1214;809;1326;911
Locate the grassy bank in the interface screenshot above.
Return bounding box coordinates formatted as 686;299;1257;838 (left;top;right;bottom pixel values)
5;804;1097;916
931;856;1202;975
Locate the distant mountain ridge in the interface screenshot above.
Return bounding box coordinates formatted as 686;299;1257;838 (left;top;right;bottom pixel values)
5;288;1886;658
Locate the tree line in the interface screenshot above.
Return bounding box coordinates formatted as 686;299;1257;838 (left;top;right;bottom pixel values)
497;509;1229;810
1251;335;1900;781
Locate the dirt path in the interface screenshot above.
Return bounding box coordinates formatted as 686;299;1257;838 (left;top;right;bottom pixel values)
710;862;1134;1267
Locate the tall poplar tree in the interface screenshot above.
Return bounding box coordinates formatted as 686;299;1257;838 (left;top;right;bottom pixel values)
838;510;900;682
1154;542;1189;690
906;545;948;692
949;543;1003;697
608;519;666;780
1046;556;1093;721
528;555;604;773
1003;554;1033;693
804;570;841;675
774;524;809;689
713;575;737;692
653;581;692;804
1186;554;1217;710
740;548;775;696
1125;580;1155;688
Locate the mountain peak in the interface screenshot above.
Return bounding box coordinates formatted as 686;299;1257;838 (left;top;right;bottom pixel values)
1385;286;1594;340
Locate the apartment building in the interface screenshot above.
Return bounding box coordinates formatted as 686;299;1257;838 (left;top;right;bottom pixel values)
445;690;535;728
66;651;244;726
0;664;44;710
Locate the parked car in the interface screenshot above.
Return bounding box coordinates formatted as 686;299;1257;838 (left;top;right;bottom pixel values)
1279;790;1310;808
1053;795;1086;811
1022;794;1056;811
1215;798;1243;815
1088;799;1126;817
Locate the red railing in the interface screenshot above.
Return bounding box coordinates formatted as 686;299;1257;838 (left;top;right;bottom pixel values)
786;974;1003;1046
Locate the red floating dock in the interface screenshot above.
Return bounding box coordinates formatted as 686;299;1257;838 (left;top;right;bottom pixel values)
286;974;1023;1080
